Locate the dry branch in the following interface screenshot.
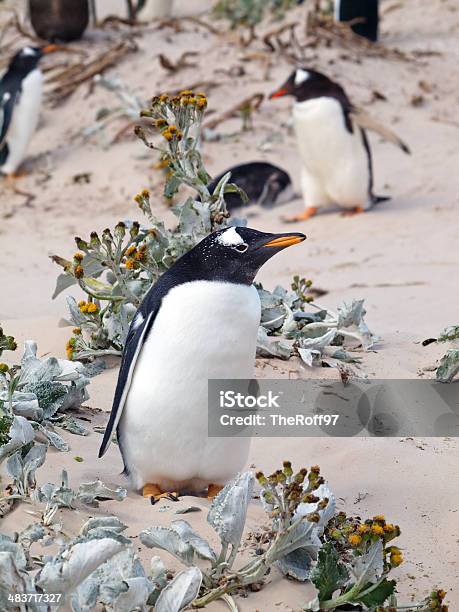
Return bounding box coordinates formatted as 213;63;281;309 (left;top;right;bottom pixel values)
306;12;413;62
154;16;220;35
203;93;264;130
158;51;198;73
46;39;138;105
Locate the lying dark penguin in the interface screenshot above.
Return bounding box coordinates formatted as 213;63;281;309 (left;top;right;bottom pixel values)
28;0;89;42
208;162;294;212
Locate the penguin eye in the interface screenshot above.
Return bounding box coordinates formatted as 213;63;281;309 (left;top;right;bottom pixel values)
233;243;248;253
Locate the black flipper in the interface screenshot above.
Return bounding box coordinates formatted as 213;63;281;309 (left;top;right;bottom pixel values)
0;90;18;155
98;269;182;459
372;194;391;205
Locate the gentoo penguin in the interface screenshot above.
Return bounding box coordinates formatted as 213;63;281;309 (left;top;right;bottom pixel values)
99;226;305;501
0;46;55;176
335;0;379;43
28;0;89;42
208;162;294;212
270;68;410;221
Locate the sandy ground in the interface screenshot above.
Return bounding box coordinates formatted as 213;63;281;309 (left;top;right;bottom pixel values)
1;0;458;609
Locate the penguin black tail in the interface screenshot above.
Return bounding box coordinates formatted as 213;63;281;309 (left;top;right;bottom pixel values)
372;194;391;205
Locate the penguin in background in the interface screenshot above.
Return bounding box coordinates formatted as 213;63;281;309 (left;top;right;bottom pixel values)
0;45;56;177
270;68;410;222
207;162;294;212
99;226;305;502
335;0;379;43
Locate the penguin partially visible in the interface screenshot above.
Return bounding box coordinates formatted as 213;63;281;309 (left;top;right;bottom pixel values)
208;162;294;212
99;226;306;501
28;0;89;43
270;68;410;222
335;0;379;43
0;46;56;177
138;0;174;20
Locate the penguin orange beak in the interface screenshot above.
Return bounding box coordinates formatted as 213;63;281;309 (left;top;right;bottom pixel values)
269;87;289;99
263;233;306;248
42;44;59;54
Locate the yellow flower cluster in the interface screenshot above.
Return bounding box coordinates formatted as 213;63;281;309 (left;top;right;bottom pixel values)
162;124;183;142
124;243;147;269
348;534;362;547
387;546;404;567
154;156;171;170
78;301;99;314
0;363;9;373
66;337;76;360
335;513;402;556
371;524;385;536
153;90;208;112
429;590;448;612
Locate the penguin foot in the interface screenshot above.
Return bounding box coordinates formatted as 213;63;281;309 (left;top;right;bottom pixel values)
142;483;179;505
282;207;317;223
341;206;365;217
207;484;224;499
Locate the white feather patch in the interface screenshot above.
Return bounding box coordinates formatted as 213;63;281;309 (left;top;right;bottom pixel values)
217;227;244;247
294;69;310;86
22;47;37;57
132;312;144;330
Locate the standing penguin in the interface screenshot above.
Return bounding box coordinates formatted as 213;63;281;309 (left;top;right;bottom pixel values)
99;226;305;501
0;46;55;177
270;68;410;222
335;0;379;42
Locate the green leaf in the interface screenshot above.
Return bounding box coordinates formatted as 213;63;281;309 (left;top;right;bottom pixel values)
223;182;249;204
164;175;181;199
357;579;396;607
83;278;115;296
438;325;459;343
52;273;77;300
310;542;348;602
436;349;459;383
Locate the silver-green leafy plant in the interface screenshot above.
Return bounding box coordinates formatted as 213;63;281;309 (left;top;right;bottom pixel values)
31;469;126;526
52;89;244;361
0;325;17;443
0;467;449;611
52;90;378;370
257;283;378;366
435;325;459;383
140;464;333;608
304;512;448;611
213;0;300;30
0;340;90;455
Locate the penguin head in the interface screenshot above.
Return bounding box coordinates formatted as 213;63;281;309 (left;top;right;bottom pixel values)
270;68;346;104
182;226;306;285
9;45;57;75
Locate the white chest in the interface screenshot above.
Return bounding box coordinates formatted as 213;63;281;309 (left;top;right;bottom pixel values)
138;280;261;381
293;97;370;206
1;68;43;173
119;281;260;490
